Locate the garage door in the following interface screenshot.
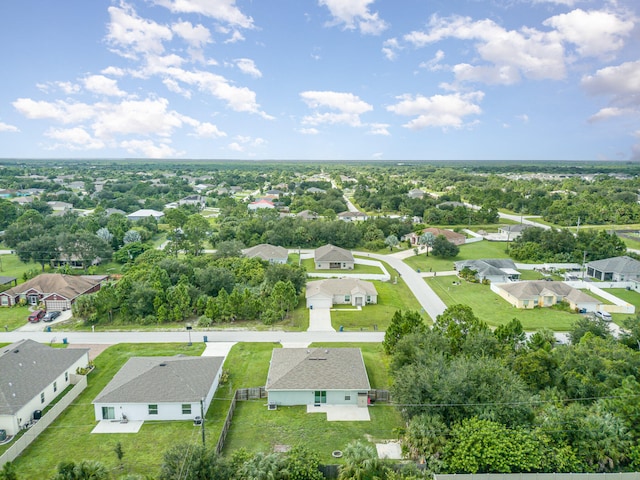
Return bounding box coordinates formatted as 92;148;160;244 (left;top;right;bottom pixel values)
46;299;70;311
308;298;332;309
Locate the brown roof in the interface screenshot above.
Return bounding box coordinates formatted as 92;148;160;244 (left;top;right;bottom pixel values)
2;274;107;301
423;228;465;243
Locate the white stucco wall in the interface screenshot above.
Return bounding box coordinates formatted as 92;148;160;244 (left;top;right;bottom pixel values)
267;389;365;406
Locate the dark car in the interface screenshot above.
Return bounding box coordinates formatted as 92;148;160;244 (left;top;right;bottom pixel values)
28;310;45;323
43;311;61;322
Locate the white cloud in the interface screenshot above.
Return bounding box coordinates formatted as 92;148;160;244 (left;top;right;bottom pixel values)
228;142;243;152
299;128;319;135
45;127;105;150
533;0;580;5
319;0;388;35
55;81;82;94
235;58;262;78
382;37;400;61
387;91;484;130
223;30;245;44
517;114;530;123
152;0;254;29
106;3;173;59
120;139;181;158
543;9;634;58
368;123;390;135
0;122;19;133
13;98;95;124
83;75;126;97
192;122;227;138
419;50;445;71
587;106;636;122
300;91;373;128
171;21;211;48
101;66;126;77
582;60;640;121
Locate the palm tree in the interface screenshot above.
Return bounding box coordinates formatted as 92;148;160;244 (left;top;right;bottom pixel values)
418;232;435;256
338;441;388;480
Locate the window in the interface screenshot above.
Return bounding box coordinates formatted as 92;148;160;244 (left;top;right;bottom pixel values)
182;404;191;415
314;391;327;404
366;296;371;303
40;393;45;404
1;297;7;306
65;372;69;382
148;404;158;415
345;395;351;401
102;406;115;420
523;300;529;307
53;382;57;393
344;295;351;302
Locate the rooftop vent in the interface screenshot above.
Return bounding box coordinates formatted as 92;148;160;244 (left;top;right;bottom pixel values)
159;363;167;367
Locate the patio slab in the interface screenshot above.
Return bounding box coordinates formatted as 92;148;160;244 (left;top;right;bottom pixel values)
376;441;402;459
306;405;370;421
91;420;144;434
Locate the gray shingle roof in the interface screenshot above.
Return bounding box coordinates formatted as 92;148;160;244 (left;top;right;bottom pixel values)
314;244;354;263
266;348;370;391
1;274;107;301
306;278;377;298
455;259;517;277
243;244;288;261
587;255;640;275
93;356;224;404
0;339;89;415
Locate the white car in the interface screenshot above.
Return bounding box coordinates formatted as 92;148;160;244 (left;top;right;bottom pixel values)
595;310;612;322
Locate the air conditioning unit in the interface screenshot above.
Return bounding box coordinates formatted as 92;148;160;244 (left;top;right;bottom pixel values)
267;403;277;410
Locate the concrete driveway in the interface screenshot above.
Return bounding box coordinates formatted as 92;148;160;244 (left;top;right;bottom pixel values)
308;308;335;332
16;310;73;332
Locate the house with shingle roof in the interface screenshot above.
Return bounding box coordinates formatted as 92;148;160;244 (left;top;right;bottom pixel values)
243;244;288;264
305;278;378;309
493;280;600;311
0;339;89;435
0;274;107;310
586;255;640;282
265;348;370;407
454;259;520;284
92;355;224;422
127;209;165;221
314;244;354;270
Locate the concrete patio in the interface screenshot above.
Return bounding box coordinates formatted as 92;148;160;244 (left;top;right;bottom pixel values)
306;405;370;421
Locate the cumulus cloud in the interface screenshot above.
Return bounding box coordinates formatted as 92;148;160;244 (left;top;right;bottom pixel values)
171;21;211;48
13;98;95;124
582;60;640;121
152;0;254;29
45;127;105;150
106;3;173;59
83;75;126;97
532;0;580;5
191;122;227;138
235;58;262;78
300;91;373;127
319;0;388;35
120;139;181;158
0;122;19;133
368;123;390;135
387;91;484;130
419;50;445;71
382;37;400;61
299;127;319;135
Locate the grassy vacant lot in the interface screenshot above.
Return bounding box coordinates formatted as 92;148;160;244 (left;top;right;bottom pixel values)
602;288;640;324
12;343;206;480
0;253;42;285
403;240;510;272
426;276;584;331
331;277;425;331
221;342;402;463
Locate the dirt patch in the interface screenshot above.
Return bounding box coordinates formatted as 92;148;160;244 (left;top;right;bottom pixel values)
67;343;113;361
273;444;291;453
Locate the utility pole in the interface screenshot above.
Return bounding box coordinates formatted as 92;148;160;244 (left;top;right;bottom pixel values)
582;250;587;279
576;216;581;234
200;398;205;446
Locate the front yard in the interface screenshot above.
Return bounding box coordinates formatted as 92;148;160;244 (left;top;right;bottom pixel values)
403;240;510;272
426;276;585;331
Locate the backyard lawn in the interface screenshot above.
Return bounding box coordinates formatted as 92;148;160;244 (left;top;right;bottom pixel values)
11;343;207;479
403;240;510;272
302;257;384;274
426;276;585;331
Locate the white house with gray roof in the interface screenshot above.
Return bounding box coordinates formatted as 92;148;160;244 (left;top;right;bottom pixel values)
0;339;89;436
243;244;288;264
455;259;521;284
305;278;378;309
314;244;354;270
265;348;370;407
586;255;640;282
92;356;224;423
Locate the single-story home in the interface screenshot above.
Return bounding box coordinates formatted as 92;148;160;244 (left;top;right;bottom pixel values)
454;259;520;283
265;348;370;407
314;244;354;270
493;280;600;311
296;210;320;220
498;224;531;238
0;273;107;310
407;188;425;199
92;355;224;422
165;195;207;210
337;211;368;222
243;244;288;264
305;278;378;309
586;255;640;282
0;339;90;435
403;228;466;246
127;209;165;221
248;199;275;211
306;187;326;194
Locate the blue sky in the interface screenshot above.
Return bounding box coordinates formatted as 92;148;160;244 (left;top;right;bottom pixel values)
0;0;638;161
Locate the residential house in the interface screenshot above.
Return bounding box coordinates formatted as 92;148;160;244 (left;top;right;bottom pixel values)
296;210;320;220
498;224;531;239
127;209;165;221
306;187;326;194
493;280;599;311
337;211;368;222
176;195;207;209
47;201;73;213
243;244;288;264
407;188;425;199
305;278;377;309
454;259;520;283
248;199;275;211
404;228;466;246
0;339;90;435
93;356;224;422
265;348;370;407
586;255;640;282
437;201;467;209
0;274;107;310
104;208;126;217
314;244;354;270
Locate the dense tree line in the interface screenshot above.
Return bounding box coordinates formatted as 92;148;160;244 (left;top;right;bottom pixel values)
389;304;640;473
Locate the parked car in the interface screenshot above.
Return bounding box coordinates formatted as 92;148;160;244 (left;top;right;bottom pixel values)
28;310;45;323
595;310;612;322
43;311;61;322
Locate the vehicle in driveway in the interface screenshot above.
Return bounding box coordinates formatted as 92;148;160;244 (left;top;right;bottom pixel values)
43;311;61;322
595;310;612;321
28;310;45;323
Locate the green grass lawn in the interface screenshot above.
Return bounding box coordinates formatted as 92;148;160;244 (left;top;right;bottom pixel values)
220;342;402;463
331;278;425;331
302;258;383;274
11;343;206;480
0;253;44;284
403;240;511;272
0;305;31;331
426;276;584;331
